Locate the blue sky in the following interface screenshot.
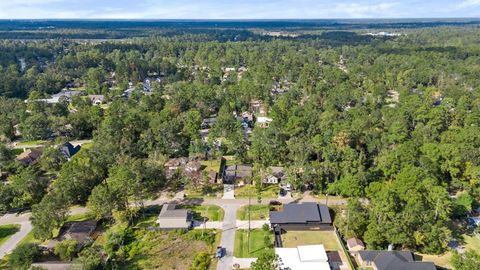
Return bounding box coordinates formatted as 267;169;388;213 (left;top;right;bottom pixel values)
0;0;479;19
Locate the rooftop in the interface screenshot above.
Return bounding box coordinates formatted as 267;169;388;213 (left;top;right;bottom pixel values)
270;202;332;225
359;251;436;270
276;245;330;270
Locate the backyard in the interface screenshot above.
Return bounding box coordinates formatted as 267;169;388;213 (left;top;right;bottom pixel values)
282;231;341;250
418;233;480;269
234;229;273;258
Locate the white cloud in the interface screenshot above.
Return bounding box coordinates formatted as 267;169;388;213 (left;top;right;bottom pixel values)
460;0;480;7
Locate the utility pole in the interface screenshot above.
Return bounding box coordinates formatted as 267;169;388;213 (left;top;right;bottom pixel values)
248;188;252;254
346;208;350;235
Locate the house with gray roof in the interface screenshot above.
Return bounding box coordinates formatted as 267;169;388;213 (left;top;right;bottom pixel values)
358;251;436;270
157;204;193;230
270;202;332;231
222;165;253;184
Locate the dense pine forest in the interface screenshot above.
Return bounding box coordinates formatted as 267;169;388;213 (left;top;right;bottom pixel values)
0;21;479;269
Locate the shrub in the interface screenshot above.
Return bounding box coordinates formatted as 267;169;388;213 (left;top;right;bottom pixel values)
8;243;42;270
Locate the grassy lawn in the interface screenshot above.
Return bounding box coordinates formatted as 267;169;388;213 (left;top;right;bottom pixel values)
17;231;42;246
16;140;47;146
0;225;20;246
235;185;280;199
234;229;273;258
185;184;223;199
237;205;270;220
201;159;221;173
66;212;95;222
180;205;224;221
282;231;341;251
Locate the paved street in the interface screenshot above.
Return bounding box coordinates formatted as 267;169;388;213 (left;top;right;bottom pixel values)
0;222;31;259
0;190;346;264
216;203;241;270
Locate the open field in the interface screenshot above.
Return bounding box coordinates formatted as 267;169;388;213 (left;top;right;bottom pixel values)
282;231;341;250
122;229;221;270
234;229;273;258
237;205;270;220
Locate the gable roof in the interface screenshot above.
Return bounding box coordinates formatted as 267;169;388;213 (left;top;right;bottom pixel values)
61;142;81;159
359;251;436;270
346;237;365;249
16;148;43;165
270;203;331;225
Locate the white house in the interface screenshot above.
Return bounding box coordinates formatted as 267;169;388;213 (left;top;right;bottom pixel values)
275;245;330;270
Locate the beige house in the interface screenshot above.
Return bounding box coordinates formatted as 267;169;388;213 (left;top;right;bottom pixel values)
157;204;193;230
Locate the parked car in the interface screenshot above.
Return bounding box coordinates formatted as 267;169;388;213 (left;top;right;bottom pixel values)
269;200;282;206
279;188;287;197
215;246;224;258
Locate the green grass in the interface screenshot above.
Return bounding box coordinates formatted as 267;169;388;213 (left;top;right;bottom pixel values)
17;231;42;246
234;229;273;258
180;205;224;221
282;231;341;250
120;228;221;270
235;185;280;199
185;184;223;199
418;234;480;269
201;159;221;173
0;225;20;246
237;205;270;220
16;140;46;146
66;212;95;222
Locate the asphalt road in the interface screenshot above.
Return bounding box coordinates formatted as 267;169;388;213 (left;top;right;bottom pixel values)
0;191;346;263
216;203;241;270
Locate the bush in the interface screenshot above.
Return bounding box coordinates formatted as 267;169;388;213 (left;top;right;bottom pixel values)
74;246;104;270
54;239;78;261
188;252;211;270
8;243;42;270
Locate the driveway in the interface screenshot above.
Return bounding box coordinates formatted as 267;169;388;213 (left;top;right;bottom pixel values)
222;185;235;199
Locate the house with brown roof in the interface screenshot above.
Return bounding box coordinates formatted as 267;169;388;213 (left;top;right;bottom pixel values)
16;148;43;166
62;220;97;244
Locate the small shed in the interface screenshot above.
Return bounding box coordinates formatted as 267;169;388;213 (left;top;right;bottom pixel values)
346;237;365;252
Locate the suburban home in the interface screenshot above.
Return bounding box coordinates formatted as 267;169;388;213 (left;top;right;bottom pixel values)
222;164;253;184
256;116;273;128
157;204;193;230
185;160;202;174
346;237;365;252
262;166;286;184
88;94;105;105
60;142;81;160
16;148;43;166
201;117;217;129
164;157;189;179
275;244;330;270
358;250;436;270
270;202;332;231
63;220;97;244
